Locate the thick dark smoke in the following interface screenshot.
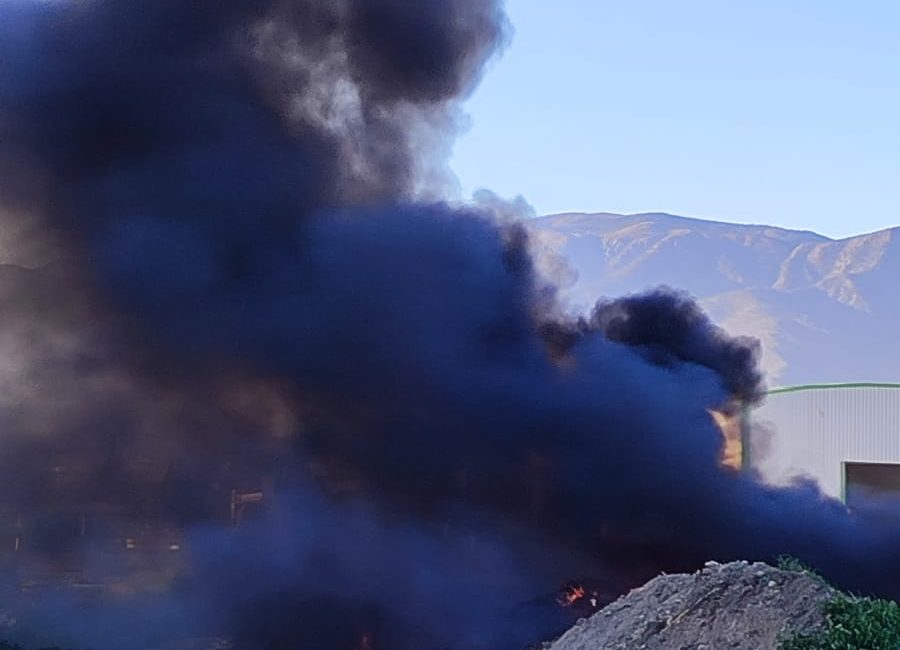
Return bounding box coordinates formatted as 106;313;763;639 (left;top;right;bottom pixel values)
1;1;900;649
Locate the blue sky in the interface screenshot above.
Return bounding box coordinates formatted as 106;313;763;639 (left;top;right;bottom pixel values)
451;0;900;239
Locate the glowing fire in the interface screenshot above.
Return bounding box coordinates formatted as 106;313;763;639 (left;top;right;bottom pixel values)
557;583;600;610
710;410;743;470
558;584;585;606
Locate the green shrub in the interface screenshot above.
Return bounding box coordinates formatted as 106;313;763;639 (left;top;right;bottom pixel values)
780;594;900;650
777;555;816;574
776;555;829;588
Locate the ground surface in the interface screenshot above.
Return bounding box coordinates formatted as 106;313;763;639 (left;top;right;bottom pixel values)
544;561;834;650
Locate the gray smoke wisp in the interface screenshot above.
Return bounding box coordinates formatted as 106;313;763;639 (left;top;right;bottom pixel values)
1;2;900;649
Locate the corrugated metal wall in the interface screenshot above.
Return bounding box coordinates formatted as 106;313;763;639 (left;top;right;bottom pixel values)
748;384;900;499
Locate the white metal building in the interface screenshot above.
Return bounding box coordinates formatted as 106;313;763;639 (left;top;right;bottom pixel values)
747;383;900;504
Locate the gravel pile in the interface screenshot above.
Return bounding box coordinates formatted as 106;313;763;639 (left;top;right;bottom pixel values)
545;561;835;650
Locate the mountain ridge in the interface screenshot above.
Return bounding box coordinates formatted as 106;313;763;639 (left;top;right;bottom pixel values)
532;211;900;242
528;211;900;385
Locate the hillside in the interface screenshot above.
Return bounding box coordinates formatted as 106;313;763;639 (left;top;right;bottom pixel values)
528;212;900;385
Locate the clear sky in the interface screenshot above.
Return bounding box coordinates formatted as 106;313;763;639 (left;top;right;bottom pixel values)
450;0;900;240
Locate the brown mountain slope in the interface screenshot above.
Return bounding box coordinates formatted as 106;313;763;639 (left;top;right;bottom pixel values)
528;212;900;385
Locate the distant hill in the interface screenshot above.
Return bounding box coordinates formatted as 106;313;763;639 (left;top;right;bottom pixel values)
528;212;900;386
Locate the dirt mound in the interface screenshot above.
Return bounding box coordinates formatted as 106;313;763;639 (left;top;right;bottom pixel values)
545;561;834;650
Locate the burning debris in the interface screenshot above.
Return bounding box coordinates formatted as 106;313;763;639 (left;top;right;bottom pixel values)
555;581;608;616
0;1;899;650
556;584;586;608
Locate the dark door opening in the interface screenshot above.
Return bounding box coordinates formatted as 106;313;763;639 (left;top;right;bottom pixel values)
844;462;900;508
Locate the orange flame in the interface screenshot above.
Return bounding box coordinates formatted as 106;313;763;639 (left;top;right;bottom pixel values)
557;584;586;607
710;410;742;470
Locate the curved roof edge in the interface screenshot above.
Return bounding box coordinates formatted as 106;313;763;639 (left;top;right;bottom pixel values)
767;382;900;395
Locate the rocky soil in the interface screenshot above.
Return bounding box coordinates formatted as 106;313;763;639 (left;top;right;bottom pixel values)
544;561;835;650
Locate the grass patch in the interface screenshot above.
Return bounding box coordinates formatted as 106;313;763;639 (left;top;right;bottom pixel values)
777;556;900;649
776;555;829;587
777;555;817;574
780;594;900;650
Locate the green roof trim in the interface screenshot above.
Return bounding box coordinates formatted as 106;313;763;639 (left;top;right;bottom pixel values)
767;382;900;395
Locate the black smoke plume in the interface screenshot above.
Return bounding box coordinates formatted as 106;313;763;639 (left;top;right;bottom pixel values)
1;1;900;649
